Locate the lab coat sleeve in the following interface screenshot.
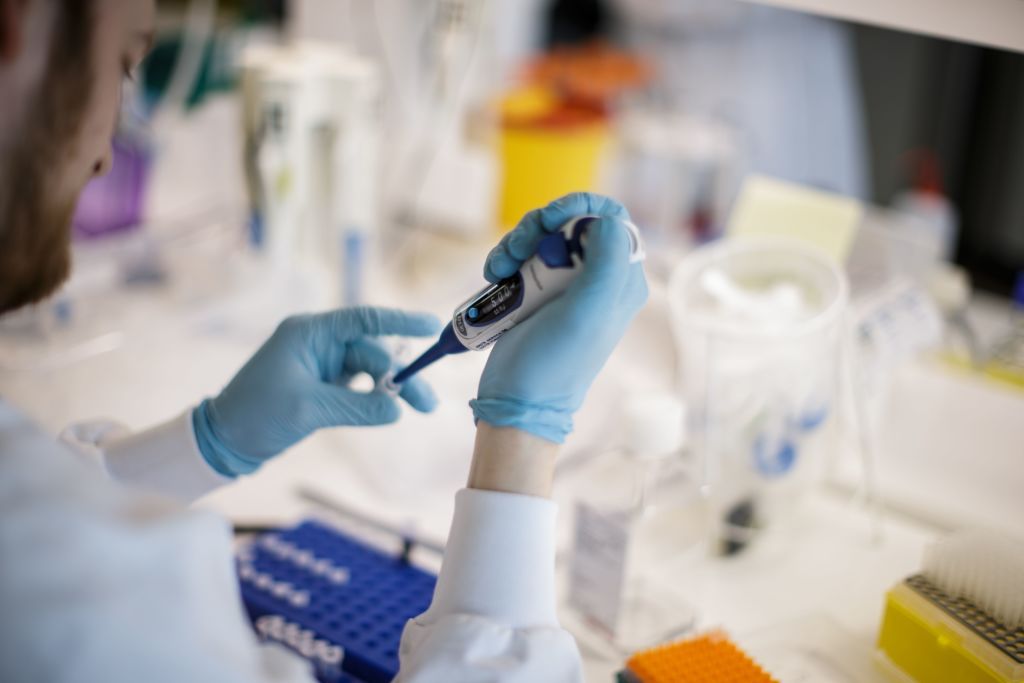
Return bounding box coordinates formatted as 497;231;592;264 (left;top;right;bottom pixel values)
1;402;317;683
394;488;584;683
63;410;230;503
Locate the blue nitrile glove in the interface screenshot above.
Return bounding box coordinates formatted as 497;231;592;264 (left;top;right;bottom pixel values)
471;192;648;443
193;307;441;477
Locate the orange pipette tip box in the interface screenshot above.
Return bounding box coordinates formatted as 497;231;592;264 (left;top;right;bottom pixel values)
626;631;779;683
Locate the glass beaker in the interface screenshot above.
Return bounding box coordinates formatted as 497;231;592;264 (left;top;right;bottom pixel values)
669;237;848;554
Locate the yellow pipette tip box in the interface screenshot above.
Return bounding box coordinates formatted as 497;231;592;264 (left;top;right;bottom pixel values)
625;631;779;683
727;175;863;263
877;576;1024;683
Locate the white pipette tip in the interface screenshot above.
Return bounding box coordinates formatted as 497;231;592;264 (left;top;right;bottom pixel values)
376;372;400;397
623;220;646;264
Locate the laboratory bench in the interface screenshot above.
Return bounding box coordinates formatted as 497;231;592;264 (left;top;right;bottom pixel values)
1;229;1022;682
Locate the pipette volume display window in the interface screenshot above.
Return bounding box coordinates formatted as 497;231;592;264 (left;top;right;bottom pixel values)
467;274;524;326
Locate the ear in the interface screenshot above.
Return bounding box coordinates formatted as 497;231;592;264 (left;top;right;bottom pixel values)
0;0;26;63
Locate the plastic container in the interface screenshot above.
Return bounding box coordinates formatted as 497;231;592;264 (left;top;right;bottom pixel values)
566;394;706;652
238;520;437;683
891;149;959;262
668;237;848;553
72;136;150;240
878;576;1024;683
983;271;1024;390
496;87;609;232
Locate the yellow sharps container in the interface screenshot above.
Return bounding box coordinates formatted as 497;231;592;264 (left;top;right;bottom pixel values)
497;87;609;233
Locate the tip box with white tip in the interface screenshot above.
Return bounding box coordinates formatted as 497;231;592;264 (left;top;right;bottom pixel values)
877;530;1024;683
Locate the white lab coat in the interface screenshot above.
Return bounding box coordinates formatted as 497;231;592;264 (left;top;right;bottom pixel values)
0;400;583;682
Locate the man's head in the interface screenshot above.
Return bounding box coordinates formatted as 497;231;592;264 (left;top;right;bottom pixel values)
0;0;155;313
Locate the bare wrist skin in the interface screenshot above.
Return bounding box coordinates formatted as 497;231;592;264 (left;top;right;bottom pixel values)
467;422;559;498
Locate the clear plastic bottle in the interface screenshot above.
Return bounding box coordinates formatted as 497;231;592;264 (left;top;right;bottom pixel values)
985;272;1024;388
566;394;707;653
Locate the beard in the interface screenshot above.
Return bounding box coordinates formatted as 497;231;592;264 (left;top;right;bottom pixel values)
0;1;93;314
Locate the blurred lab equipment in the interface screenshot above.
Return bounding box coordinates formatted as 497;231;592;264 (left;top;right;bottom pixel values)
525;41;653;105
140;0;246;226
497;42;651;232
612;0;868;199
876;529;1024;683
237;520;437;683
609;106;744;278
719;177;924;540
982;272;1024;390
353;0;495;235
890;150;960;263
844;273;944;414
828;207;1024;538
496;87;611;232
391;214;644;384
72;137;152;241
526;11;724;267
567;394;704;653
726;176;862;263
669;237;848;552
240;42;381;306
841;210;952;513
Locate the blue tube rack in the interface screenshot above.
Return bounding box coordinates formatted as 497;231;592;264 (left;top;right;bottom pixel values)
236;520;437;683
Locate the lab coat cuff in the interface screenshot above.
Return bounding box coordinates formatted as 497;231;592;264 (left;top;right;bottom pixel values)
101;410;232;503
423;488;559;629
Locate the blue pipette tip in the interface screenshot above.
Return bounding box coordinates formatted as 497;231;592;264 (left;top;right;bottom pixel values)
392;322;468;384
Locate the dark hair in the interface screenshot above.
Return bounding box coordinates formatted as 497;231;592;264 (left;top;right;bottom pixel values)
0;0;94;312
43;0;95;161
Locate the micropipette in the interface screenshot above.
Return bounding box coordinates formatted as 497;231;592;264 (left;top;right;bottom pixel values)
390;215;645;386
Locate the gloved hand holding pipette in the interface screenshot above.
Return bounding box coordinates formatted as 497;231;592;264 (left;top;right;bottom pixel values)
391;192;648;443
474;193;648;443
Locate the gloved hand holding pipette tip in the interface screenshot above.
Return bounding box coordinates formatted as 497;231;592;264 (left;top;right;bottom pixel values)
193;308;442;477
474;192;648;443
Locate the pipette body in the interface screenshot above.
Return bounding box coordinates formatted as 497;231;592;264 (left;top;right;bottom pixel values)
392;215;644;384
